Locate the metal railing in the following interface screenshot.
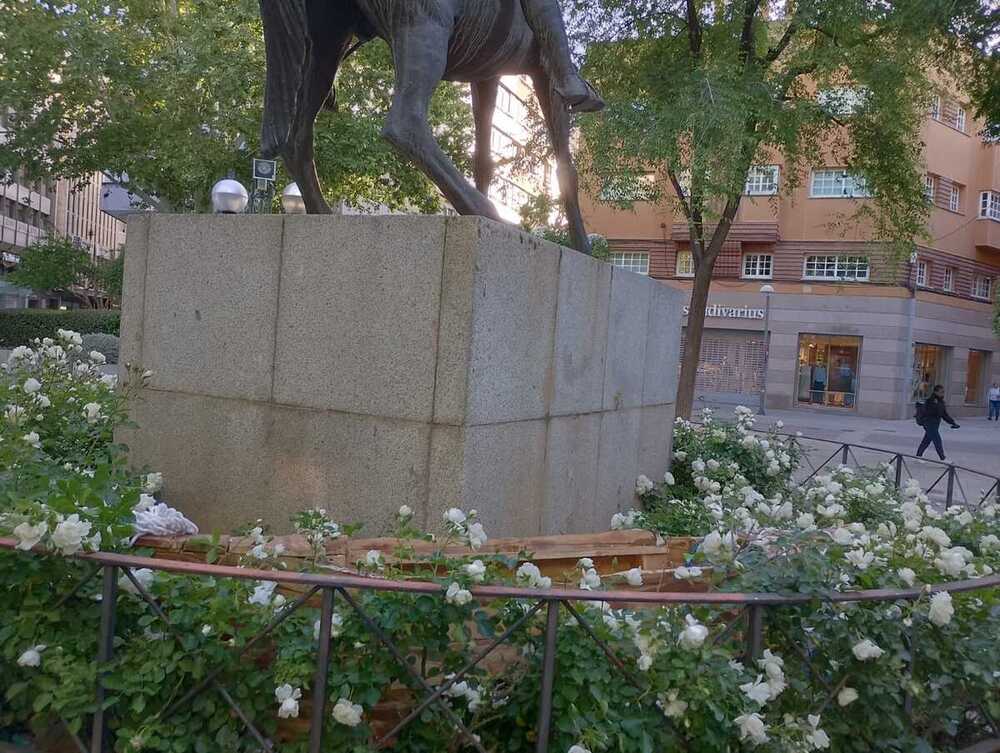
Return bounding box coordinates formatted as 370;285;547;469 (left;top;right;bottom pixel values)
1;538;998;753
781;432;1000;509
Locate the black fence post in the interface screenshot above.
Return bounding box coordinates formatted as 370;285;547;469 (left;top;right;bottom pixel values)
535;601;560;753
841;444;850;466
91;565;118;753
309;588;335;753
745;605;765;662
946;466;956;507
894;454;904;489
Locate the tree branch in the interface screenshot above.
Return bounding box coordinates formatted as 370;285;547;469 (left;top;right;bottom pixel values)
686;0;702;58
765;20;799;63
739;0;762;68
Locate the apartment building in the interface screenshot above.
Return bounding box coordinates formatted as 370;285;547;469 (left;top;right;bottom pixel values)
584;91;1000;419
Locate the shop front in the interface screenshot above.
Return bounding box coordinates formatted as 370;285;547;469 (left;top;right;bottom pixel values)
678;286;1000;420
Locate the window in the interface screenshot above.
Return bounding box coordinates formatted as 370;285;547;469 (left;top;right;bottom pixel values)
744;166;779;196
915;260;929;287
973;275;993;300
980;191;1000;221
942;267;955;292
810;169;871;198
930;95;941;120
923;175;936;203
955;106;966;133
913;344;950;401
796;334;862;409
803;255;870;281
948;185;962;213
742;254;773;279
965;350;989;405
675;250;694;277
610;252;650;275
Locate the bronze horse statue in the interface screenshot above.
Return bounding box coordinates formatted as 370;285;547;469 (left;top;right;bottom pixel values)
259;0;593;254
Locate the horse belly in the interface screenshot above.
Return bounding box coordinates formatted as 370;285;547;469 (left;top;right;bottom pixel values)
445;0;538;80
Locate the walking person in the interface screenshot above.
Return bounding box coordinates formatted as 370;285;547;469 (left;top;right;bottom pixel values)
916;385;960;461
988;382;1000;421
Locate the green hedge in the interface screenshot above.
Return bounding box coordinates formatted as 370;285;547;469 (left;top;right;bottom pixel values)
0;310;120;348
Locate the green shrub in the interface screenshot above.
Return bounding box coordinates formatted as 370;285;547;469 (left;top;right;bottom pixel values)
80;333;120;364
0;310;120;348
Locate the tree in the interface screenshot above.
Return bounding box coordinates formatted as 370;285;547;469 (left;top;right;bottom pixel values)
0;1;472;213
573;0;997;418
7;238;93;299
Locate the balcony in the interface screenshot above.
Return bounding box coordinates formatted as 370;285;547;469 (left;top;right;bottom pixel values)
976;190;1000;252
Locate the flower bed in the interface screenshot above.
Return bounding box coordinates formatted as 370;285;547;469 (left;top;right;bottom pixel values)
2;334;999;753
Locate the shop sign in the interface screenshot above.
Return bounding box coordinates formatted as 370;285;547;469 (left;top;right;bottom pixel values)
682;304;766;320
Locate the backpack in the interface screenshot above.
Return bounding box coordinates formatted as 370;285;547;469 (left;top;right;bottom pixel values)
914;401;927;426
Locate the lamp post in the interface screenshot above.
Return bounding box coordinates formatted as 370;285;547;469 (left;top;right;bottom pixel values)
281;182;306;214
759;284;775;416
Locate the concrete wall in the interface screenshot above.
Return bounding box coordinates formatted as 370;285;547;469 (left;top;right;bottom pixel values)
120;215;682;536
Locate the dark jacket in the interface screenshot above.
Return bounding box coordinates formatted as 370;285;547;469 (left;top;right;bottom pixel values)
923;394;957;429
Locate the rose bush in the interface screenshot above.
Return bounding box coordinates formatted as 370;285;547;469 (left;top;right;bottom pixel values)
1;352;997;753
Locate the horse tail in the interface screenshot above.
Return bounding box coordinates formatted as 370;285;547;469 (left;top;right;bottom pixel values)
259;0;308;158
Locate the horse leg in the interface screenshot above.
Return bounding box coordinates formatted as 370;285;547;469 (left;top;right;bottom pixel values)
472;78;500;194
381;23;500;219
283;3;354;214
533;73;592;254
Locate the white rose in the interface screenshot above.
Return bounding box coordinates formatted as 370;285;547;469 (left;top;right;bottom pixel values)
845;549;874;570
248;580;278;607
673;450;687;461
13;521;47;551
143;473;163;494
677;615;708;650
740;676;772;705
443;507;466;526
796;513;816;530
928;591;954;627
516;562;552;589
691;459;706;473
851;638;884;661
898;568;917;587
21;431;41;448
51;514;92;556
23;378;41;394
398;505;413;519
365;550;383;568
567;745;592;753
459;560;486;583
830;528;854;546
466;522;488;550
734;712;769;745
331;698;363;727
663;471;675;485
445;582;473;606
673;566;703;580
314;613;345;640
920;526;951;548
577;557;594;570
275;684;302;718
579;568;601;590
88;350;107;364
133;493;157;513
980;534;999;553
635;474;655;495
35;394;51;408
82;402;103;424
837;687;859;706
119;568;155;596
657;690;688;719
17;645;46;668
934;549;967;578
624;568;643;587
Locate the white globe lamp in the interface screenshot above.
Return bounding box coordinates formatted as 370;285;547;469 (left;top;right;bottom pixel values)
281;182;306;214
210;179;249;214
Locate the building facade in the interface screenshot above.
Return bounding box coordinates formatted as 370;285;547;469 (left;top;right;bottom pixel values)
584;91;1000;419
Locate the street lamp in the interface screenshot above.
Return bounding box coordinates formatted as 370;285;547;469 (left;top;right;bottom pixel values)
281;182;306;214
210;179;249;214
759;284;775;416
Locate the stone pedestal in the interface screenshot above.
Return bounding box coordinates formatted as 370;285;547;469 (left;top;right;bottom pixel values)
120;215;682;536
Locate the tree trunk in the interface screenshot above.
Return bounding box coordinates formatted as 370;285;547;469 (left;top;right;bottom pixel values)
675;259;715;419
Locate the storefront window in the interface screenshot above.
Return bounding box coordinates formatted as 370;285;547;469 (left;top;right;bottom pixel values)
965;350;990;405
796;334;862;409
912;344;950;402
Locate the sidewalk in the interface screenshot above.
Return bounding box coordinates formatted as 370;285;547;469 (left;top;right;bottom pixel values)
751;407;999;473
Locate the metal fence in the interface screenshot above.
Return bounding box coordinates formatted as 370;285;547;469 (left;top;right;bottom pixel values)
783;433;1000;510
1;539;998;753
